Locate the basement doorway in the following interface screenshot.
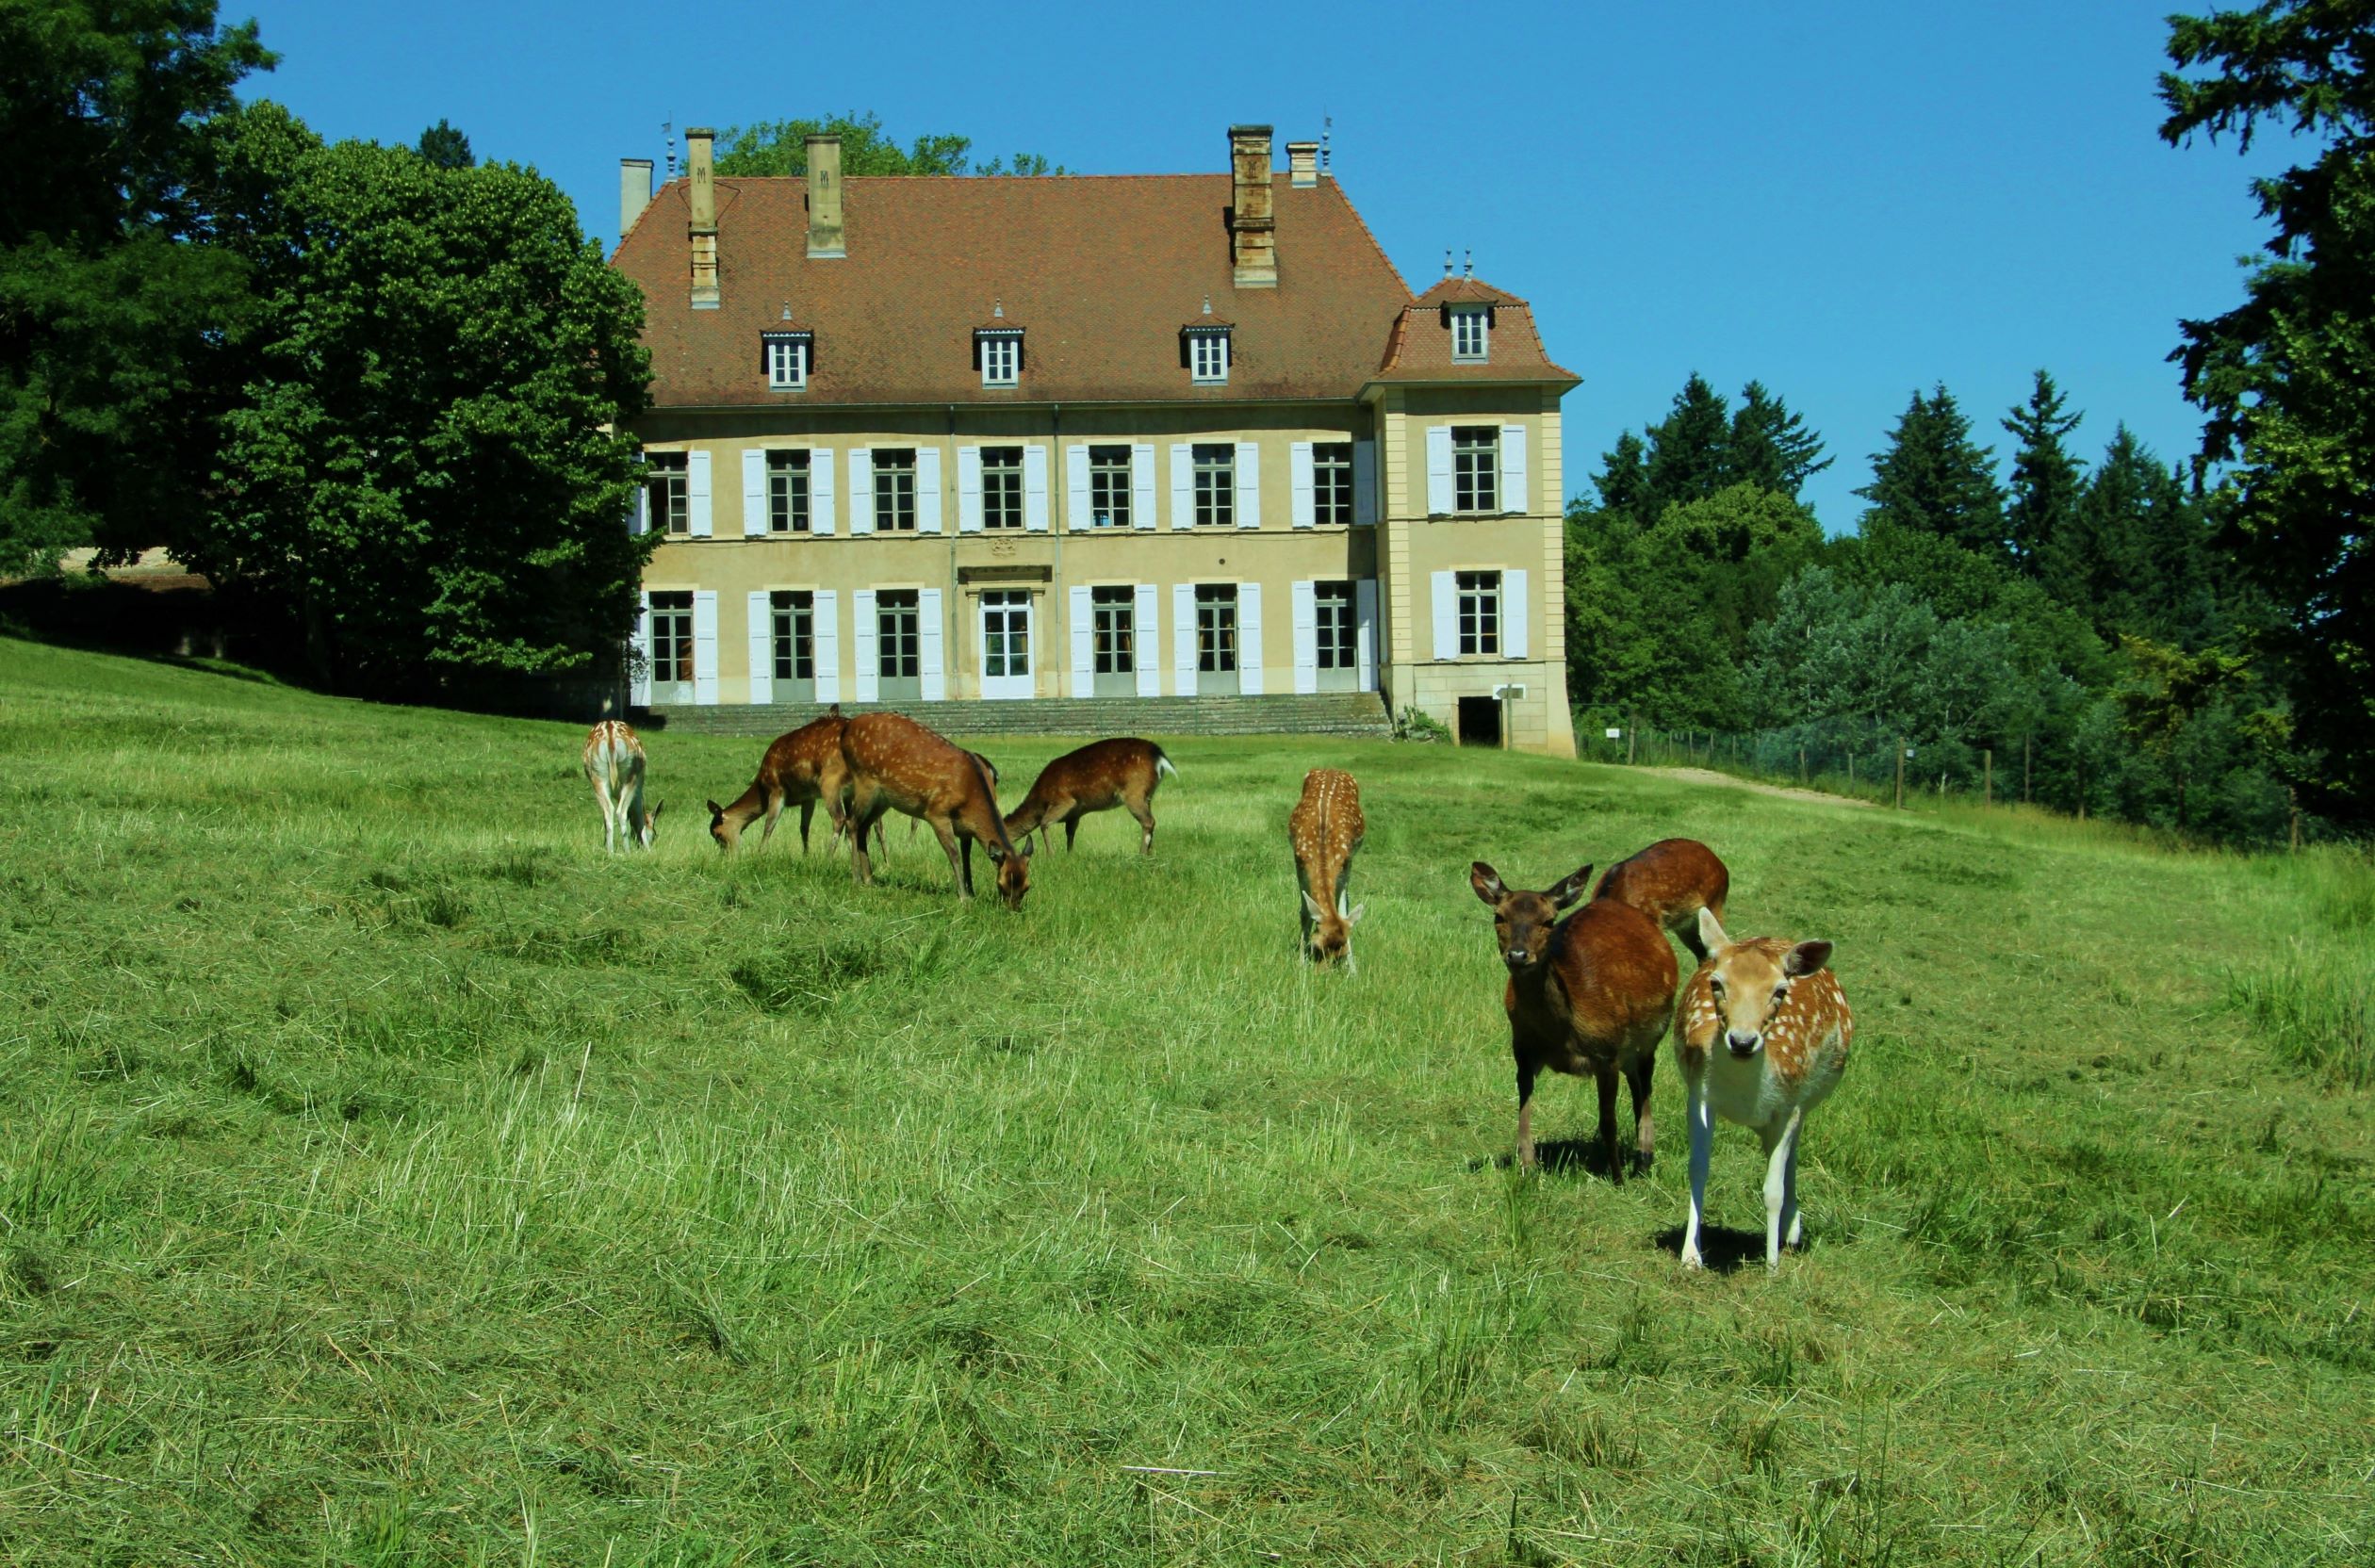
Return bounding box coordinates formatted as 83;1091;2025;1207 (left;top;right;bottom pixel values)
1457;696;1502;748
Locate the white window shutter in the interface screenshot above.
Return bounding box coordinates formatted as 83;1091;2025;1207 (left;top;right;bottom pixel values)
917;448;943;533
853;590;878;702
1069;584;1093;692
918;587;945;701
958;446;983;532
688;450;713;537
1134;583;1160;694
1425;427;1452;515
746;591;773;704
1353;438;1378;525
1432;570;1456;660
812;590;840;703
1238;581;1264;694
1291;580;1318;694
1356;578;1378;691
1289;442;1315;528
742;449;766;536
1169;443;1192;530
1503;568;1529;660
847;449;873;534
1172;582;1197;693
630;593;652;704
1500;424;1529;514
1132;443;1156;531
692;590;719;704
631;485;648;536
1066;445;1090;531
1024;444;1050;532
1235;442;1260;529
811;447;836;534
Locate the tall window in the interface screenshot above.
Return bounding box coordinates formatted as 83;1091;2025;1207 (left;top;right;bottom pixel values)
1313;443;1354;526
1452;427;1499;514
876;590;921;694
981;447;1024;530
1457;571;1501;656
1189;332;1230;384
770;591;814;681
649;591;695;684
1315;580;1356;671
1089;446;1133;528
1192;444;1235;528
766;449;810;533
1196;583;1237;672
1091;585;1135;674
765;337;809;389
1451;308;1489;362
647;453;689;535
873;449;917;532
980;335;1019;388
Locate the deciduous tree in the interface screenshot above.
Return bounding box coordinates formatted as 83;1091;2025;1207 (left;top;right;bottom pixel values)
714;111;1061;177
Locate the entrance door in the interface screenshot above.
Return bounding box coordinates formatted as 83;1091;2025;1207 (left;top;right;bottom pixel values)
1314;580;1358;693
979;589;1034;700
1458;695;1503;747
1091;585;1138;697
1195;584;1239;696
649;592;696;705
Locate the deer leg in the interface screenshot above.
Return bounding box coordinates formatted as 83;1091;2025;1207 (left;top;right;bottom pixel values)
1597;1066;1624;1185
1761;1109;1805;1273
847;788;880;886
756;790;785;849
1682;1076;1713;1270
1782;1114;1806;1251
930;818;970;898
1063;814;1079;852
1515;1058;1538;1172
1128;796;1155;854
1626;1053;1656;1175
795;800;814;854
590;775;616;853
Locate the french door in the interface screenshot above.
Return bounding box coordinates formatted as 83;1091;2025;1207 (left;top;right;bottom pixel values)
979;590;1034;700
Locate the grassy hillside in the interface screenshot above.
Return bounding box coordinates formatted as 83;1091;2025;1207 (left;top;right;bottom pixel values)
1;638;2368;1566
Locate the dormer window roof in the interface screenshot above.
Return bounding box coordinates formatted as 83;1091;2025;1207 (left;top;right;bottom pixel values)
973;302;1023;388
1182;298;1234;385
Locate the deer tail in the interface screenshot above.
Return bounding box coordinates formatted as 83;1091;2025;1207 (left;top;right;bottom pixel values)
1153;746;1178;781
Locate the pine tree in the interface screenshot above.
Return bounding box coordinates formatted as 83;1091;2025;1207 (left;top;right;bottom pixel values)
1640;373;1731;521
2001;369;2084;575
2042;425;2161;637
1856;384;2005;552
1591;431;1650;521
416;119;474;170
1724;381;1830;500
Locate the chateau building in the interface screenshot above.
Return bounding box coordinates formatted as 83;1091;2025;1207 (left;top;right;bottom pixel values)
610;123;1578;754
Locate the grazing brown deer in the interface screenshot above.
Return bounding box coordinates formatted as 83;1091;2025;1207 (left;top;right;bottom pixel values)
1288;768;1366;967
1469;861;1679;1178
1594;838;1730;958
583;720;661;853
1005;738;1178;855
840;712;1030;908
707;707;850;854
1675;908;1853;1272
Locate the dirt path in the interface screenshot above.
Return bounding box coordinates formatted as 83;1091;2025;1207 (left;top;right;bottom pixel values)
1640;765;1875;808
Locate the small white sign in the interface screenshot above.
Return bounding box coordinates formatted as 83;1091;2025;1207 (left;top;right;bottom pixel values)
1605;727;1622;740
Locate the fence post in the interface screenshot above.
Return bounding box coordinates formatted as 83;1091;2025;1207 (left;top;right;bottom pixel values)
1894;741;1906;809
1799;746;1808;785
1984;748;1992;807
1847;752;1855;791
1627;713;1636;766
2290;788;2301;852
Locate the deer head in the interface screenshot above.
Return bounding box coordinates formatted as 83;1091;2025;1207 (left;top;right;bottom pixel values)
639;801;663;849
1470;861;1592;974
989;837;1031;909
1300;889;1366;966
1695;908;1832;1059
705;798;737;852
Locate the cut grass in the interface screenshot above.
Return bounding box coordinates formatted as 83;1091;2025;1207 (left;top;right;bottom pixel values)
0;636;2370;1565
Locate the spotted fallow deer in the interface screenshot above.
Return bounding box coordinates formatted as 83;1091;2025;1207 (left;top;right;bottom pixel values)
1594;838;1730;959
839;712;1030;908
583;720;661;853
707;707;850;854
1005;738;1178;855
1469;861;1678;1178
1674;908;1854;1272
1288;768;1366;967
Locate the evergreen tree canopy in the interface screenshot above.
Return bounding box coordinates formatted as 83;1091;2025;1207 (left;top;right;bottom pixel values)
416;118;474;169
1855;384;2006;553
1584;376;1829;529
1591;431;1649;518
714;111;1062;177
2162;0;2375;822
2001;369;2085;575
1725;381;1832;499
1639;372;1732;521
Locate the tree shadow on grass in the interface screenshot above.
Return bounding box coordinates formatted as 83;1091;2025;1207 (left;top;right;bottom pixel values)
1651;1223;1771;1276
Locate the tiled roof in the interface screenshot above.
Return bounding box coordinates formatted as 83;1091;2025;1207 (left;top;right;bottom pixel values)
1376;272;1577;384
614;173;1564;407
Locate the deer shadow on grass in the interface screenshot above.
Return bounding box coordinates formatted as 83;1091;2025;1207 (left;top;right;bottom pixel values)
1466;1137;1649;1181
1650;1223;1780;1276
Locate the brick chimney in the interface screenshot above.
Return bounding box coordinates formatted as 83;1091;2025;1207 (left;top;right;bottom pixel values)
686;127;718;309
1286;140;1319;188
620;157;652;236
807;134;845;259
1228;124;1276;288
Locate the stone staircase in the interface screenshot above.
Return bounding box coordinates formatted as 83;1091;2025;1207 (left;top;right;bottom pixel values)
645;691;1396;741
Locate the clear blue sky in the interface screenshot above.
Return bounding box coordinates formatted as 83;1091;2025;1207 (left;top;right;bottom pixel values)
237;0;2291;531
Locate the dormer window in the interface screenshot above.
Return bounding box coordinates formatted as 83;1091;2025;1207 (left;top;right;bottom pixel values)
1451;307;1489;363
1190;332;1230;384
975;304;1024;389
761;329;811;390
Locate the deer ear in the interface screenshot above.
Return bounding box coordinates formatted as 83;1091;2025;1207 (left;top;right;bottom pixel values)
1017;836;1033;859
1785;940;1833;977
1346;902;1367;926
1697;906;1729;954
1303;890;1326;920
706;799;724;817
1550;864;1596;910
648;801;664;821
1469;862;1505;906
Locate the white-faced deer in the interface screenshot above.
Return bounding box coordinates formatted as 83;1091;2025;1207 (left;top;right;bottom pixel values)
1594;838;1731;958
840;712;1030;908
707;707;849;854
1469;861;1678;1178
1288;768;1365;966
1674;908;1854;1272
583;720;661;853
1005;738;1177;855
